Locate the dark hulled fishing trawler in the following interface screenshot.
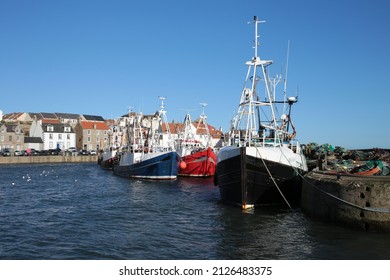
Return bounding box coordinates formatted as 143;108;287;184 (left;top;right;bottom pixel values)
214;16;308;209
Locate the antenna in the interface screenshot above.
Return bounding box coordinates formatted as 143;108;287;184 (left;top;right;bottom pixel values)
156;96;174;148
158;96;166;106
199;102;208;117
197;102;210;146
253;16;266;58
158;96;167;115
283;40;290;113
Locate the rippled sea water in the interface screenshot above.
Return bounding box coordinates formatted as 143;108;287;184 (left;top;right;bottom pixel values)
0;163;389;260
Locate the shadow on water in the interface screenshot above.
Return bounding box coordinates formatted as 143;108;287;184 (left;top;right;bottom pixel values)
212;203;390;260
213;205;311;260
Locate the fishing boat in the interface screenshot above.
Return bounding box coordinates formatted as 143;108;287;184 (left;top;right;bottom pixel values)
214;16;308;209
97;148;117;170
176;104;217;177
349;159;386;175
113;97;180;180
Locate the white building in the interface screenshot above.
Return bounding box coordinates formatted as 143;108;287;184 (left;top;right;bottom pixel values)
30;119;76;150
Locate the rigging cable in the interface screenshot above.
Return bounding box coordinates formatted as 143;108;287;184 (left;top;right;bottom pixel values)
302;172;390;213
255;145;292;209
278;146;390;213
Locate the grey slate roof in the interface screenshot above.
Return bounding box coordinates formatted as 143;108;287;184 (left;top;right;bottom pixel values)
29;112;42;120
41;112;57;119
28;112;105;122
24;137;43;143
42;123;75;133
83;115;105;121
55;112;81;119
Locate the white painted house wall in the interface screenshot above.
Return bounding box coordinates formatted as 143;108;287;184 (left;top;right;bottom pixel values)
29;120;43;138
42;125;76;150
29;120;76;151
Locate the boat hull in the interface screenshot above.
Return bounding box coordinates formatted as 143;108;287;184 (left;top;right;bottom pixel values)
98;150;117;170
215;146;306;208
178;147;216;177
98;158;114;170
113;151;179;180
301;171;390;232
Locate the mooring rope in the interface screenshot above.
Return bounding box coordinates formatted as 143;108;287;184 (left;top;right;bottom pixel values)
255;146;292;209
276;144;390;214
302;172;390;214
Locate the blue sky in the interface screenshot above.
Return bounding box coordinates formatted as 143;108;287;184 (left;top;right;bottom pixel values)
1;0;389;149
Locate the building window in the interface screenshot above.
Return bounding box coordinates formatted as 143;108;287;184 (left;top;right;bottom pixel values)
88;130;91;135
64;127;71;132
8;135;12;141
96;130;100;135
49;142;53;148
67;134;70;140
47;126;54;132
49;134;53;140
88;137;91;142
0;135;4;142
16;135;20;142
59;134;62;140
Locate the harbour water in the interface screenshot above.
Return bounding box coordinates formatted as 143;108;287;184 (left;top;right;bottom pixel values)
0;163;389;260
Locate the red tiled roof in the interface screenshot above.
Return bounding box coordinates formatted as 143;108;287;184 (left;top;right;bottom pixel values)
42;119;61;124
161;123;180;134
80;121;110;130
162;122;222;139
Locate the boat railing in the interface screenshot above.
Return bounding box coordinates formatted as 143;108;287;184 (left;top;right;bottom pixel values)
231;136;283;148
287;139;303;154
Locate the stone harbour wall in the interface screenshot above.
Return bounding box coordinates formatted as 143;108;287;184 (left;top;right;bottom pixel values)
301;171;390;232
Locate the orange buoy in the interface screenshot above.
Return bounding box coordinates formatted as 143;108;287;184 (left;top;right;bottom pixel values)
180;161;187;169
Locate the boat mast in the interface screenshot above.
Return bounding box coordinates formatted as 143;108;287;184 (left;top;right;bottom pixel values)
283;40;290;114
247;16;261;143
197;103;211;146
234;16;278;146
157;96;174;149
158;96;170;134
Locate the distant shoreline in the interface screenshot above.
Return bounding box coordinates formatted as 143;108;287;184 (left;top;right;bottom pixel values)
0;155;98;165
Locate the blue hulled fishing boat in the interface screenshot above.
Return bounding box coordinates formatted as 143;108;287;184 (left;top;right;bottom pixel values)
113;97;180;180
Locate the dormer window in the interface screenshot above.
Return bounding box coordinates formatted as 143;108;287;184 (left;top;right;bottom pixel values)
47;125;54;132
64;126;71;132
